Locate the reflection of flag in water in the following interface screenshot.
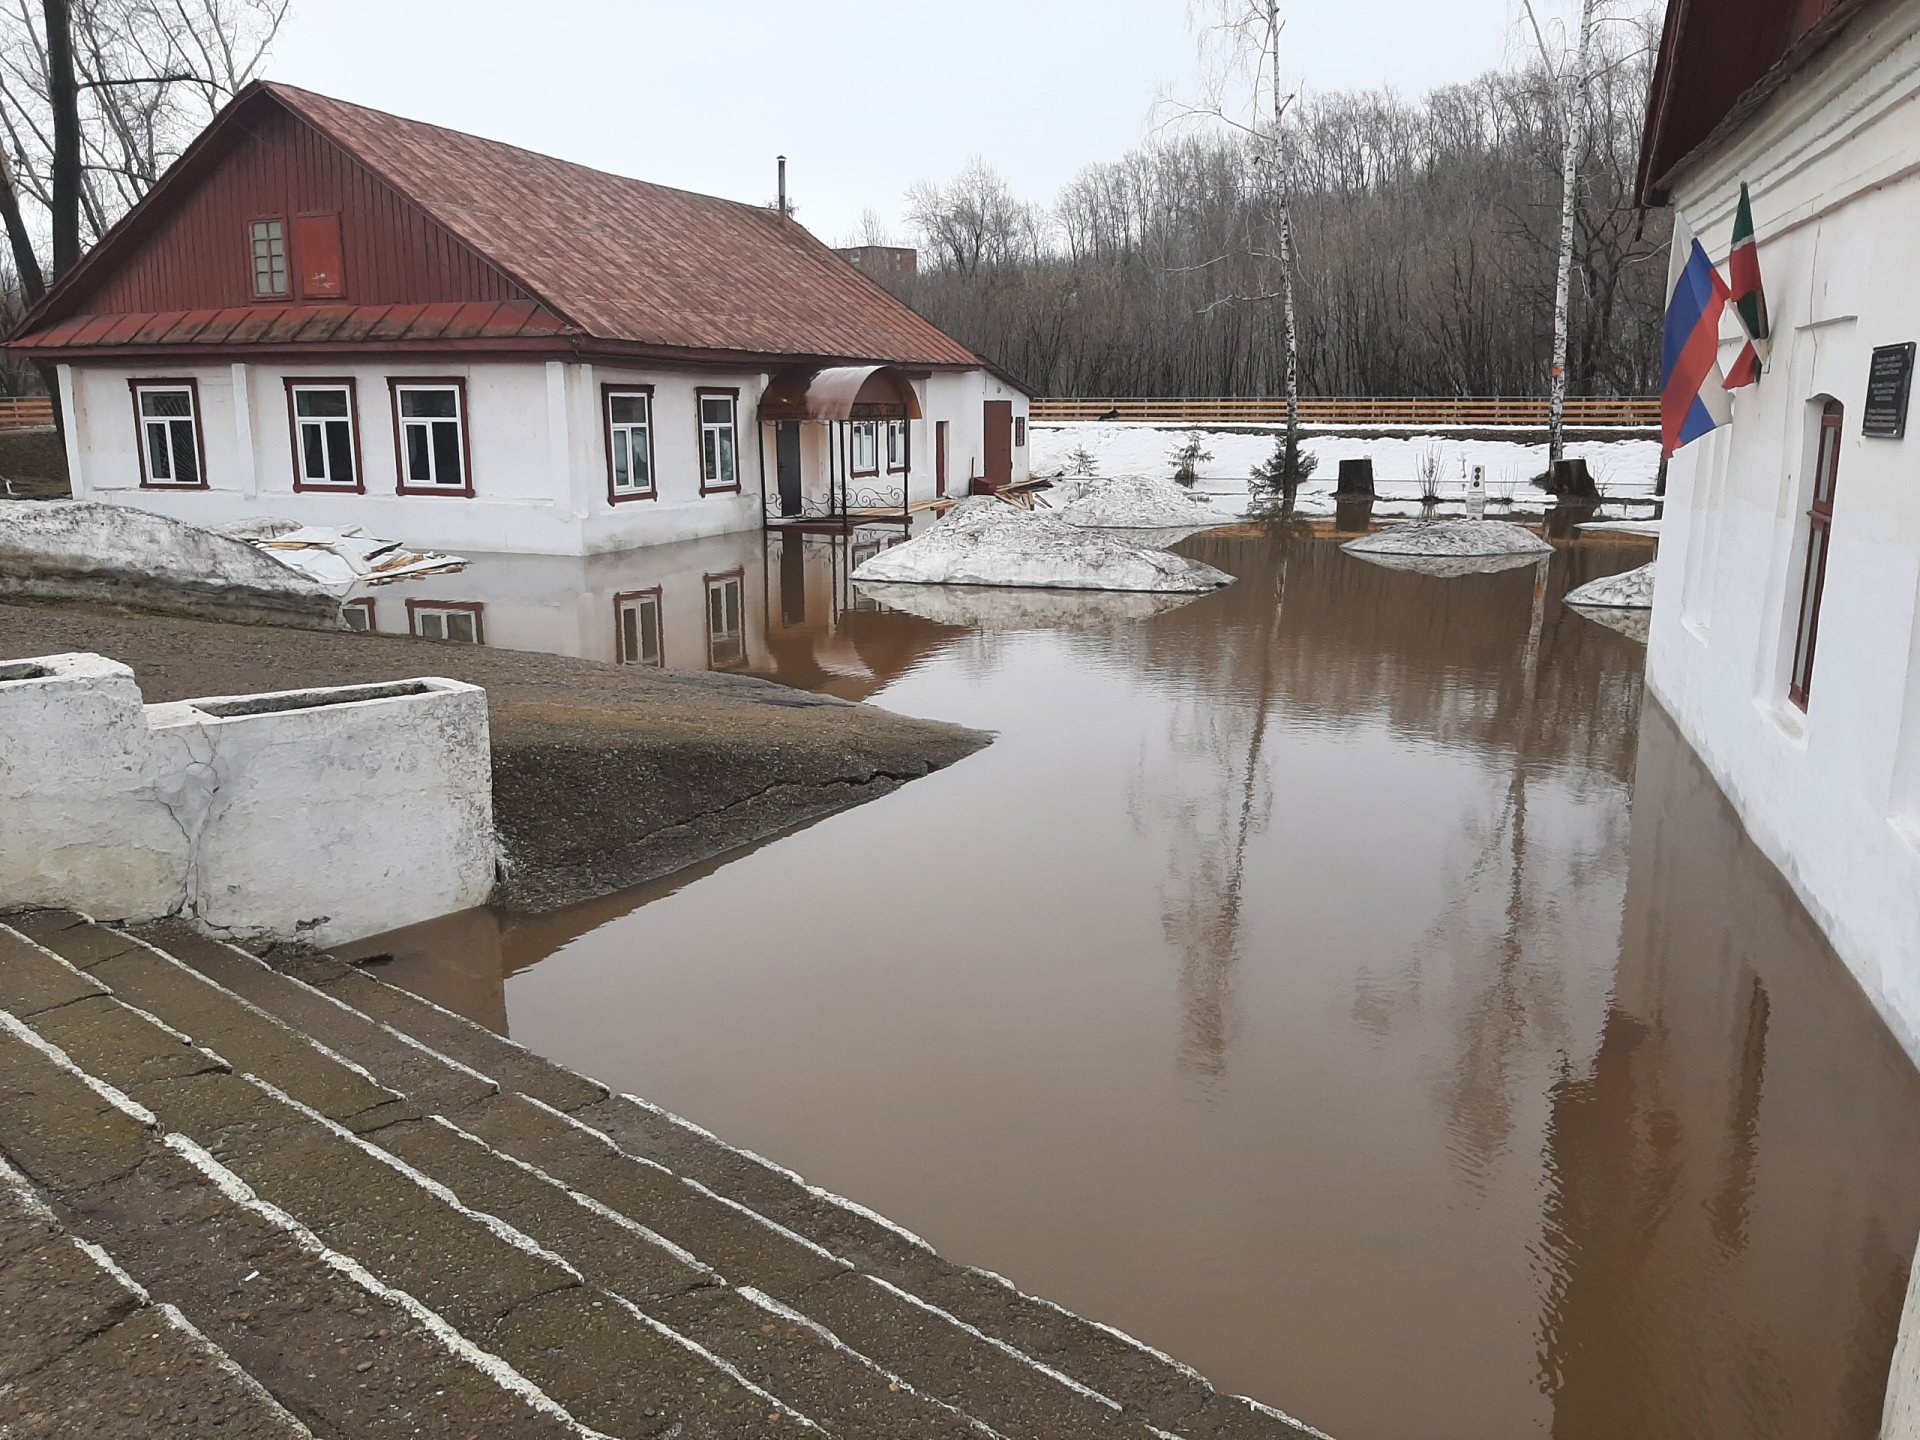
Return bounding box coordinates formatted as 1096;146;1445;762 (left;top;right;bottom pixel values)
1723;182;1769;388
1661;214;1734;458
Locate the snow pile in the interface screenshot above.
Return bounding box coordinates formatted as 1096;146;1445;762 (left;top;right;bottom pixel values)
1341;518;1553;558
854;581;1210;628
1565;561;1655;609
1346;550;1547;579
850;497;1233;593
1049;473;1237;529
249;526;466;593
0;500;342;628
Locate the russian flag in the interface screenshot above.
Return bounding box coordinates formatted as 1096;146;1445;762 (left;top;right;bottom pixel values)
1661;216;1734;458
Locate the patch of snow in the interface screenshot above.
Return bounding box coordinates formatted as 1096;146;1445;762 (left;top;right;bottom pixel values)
854;581;1210;628
1341;518;1554;558
1050;473;1237;529
1032;423;1662;518
849;497;1232;593
1565;561;1655;609
1574;606;1650;642
0;500;342;628
1575;519;1662;537
254;526;467;594
213;516;303;541
1345;550;1547;579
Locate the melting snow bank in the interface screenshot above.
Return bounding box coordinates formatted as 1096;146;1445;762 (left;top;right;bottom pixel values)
850;497;1233;593
0;500;342;628
854;581;1209;628
1565;561;1654;609
1341;517;1553;558
1050;473;1238;528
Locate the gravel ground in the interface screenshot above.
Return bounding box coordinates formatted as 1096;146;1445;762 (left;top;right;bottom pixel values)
0;598;989;912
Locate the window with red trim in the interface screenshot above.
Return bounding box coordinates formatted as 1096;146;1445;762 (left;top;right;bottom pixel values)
1788;400;1844;710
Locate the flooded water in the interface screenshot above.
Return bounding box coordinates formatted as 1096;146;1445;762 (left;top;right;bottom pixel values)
351;523;1920;1440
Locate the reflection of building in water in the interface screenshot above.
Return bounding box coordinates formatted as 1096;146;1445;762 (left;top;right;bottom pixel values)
1535;704;1920;1440
343;527;965;700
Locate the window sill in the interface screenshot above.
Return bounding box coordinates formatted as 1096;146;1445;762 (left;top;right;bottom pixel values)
293;481;366;494
608;488;658;504
138;480;210;491
395;484;476;498
699;484;743;497
1758;696;1811;747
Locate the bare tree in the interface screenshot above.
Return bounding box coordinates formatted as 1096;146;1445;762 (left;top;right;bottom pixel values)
0;0;287;286
904;158;1045;275
1162;0;1306;499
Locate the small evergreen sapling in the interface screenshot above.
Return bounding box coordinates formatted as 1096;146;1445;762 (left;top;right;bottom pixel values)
1061;442;1101;478
1169;431;1213;488
1250;431;1318;502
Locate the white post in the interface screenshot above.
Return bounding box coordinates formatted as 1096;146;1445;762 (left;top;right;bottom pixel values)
55;363;84;498
230;362;257;498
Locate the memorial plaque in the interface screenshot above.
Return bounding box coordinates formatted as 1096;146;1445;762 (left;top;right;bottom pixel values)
1863;342;1916;438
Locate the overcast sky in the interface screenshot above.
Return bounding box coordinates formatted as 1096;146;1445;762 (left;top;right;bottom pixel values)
267;0;1600;244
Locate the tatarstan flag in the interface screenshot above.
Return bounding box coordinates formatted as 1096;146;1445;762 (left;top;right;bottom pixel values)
1723;182;1769;389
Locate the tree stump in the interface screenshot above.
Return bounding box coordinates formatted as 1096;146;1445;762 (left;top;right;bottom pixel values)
1547;457;1599;500
1336;458;1375;496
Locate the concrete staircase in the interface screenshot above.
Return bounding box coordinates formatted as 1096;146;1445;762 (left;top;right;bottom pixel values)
0;909;1327;1440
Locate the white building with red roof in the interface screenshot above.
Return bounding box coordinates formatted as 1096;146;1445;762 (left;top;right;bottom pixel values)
4;82;1032;555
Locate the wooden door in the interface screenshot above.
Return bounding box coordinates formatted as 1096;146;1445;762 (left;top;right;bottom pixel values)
983;401;1013;490
935;420;949;497
776;421;803;517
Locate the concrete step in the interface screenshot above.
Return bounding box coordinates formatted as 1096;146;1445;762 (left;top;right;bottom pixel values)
107;920;1188;1439
0;1000;580;1438
0;928;806;1438
9;911;1323;1439
0;1147;311;1439
132;920;1323;1440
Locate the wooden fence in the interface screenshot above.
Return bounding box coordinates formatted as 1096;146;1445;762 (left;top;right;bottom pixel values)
0;396;55;429
1029;396;1658;427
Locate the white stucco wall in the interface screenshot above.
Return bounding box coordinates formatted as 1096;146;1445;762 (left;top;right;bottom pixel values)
0;653;495;945
58;356;1023;554
1648;6;1920;1067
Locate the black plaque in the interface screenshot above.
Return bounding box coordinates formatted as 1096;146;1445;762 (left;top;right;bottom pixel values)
1863;342;1916;438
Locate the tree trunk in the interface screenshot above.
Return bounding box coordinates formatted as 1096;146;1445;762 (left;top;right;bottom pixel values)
44;0;82;280
1546;0;1597;465
0;149;44;304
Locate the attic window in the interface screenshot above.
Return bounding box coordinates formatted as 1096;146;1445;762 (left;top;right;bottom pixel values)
251;219;288;297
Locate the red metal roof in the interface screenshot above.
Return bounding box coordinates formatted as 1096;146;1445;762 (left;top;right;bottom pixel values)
9;81;983;372
10;299;570;353
1637;0;1865;204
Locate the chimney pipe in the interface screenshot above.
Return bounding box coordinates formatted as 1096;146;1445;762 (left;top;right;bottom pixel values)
777;155;787;218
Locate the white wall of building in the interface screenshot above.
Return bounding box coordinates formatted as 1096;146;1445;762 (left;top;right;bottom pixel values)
0;652;496;945
1649;5;1920;1065
59;356;1023;554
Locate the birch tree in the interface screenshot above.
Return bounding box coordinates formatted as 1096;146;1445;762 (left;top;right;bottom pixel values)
1526;0;1598;466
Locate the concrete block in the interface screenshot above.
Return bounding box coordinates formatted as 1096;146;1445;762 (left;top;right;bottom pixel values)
0;654;497;945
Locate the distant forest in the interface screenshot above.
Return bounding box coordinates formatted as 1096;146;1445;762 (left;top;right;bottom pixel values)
882;16;1668;399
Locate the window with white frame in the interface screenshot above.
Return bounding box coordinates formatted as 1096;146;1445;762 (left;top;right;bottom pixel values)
411;603;482;643
616;590;663;666
607;391;654;497
250;219;287;297
134;384;201;485
394;383;467;489
699;391;738;490
342;598;376;632
886;418;907;472
849;419;879;475
706;574;744;667
291;383;357;486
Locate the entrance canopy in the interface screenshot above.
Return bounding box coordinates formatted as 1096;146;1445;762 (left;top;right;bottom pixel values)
759;364;922;423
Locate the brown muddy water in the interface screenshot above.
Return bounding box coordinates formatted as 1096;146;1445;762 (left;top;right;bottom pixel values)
350;524;1920;1440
